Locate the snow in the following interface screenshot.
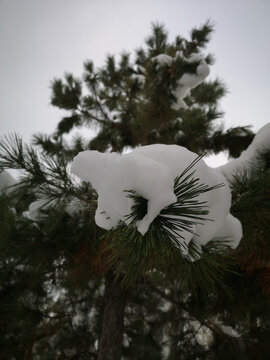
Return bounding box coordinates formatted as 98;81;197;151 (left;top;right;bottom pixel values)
220;324;240;338
152;52;210;110
132;74;145;86
214;213;242;249
213;318;241;338
218;122;270;181
152;54;173;68
175;130;185;140
175;117;183;125
160;300;172;312
23;195;62;221
71;144;242;251
23;194;84;222
123;333;130;347
72;309;84;327
137;65;146;74
23;199;50;221
186;320;214;348
71;147;177;235
65;196;85;216
0;170;16;193
172;55;210;110
195;325;214;347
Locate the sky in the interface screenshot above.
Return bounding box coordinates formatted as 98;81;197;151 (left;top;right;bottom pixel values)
0;0;269;167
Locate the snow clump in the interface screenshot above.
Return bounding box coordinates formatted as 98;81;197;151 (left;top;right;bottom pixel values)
152;54;173;69
172;53;210;110
132;74;145;87
218;122;270;181
71;144;242;251
23;198;52;221
152;52;210;110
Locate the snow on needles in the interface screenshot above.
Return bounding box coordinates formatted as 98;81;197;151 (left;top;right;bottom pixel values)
152;54;173;69
0;170;16;193
71;144;242;251
172;53;210;110
218;122;270;181
152;52;210;110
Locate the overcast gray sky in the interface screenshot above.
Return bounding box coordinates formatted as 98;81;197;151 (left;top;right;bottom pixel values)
0;0;269;165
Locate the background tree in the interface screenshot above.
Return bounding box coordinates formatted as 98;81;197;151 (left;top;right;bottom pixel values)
0;22;269;360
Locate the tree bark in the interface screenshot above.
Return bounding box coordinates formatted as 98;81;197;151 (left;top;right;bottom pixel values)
97;271;127;360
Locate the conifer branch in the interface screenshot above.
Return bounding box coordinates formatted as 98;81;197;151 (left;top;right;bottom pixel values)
0;134;92;205
106;155;233;296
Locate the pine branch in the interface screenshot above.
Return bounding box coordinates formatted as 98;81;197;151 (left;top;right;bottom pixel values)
105;155;234;297
0;134;93;206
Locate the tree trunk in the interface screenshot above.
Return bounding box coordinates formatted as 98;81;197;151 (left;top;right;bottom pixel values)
97;271;127;360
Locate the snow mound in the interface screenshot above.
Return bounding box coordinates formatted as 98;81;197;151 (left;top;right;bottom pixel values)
218;122;270;181
71;144;242;250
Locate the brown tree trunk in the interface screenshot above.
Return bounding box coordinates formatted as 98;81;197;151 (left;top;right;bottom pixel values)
97;271;127;360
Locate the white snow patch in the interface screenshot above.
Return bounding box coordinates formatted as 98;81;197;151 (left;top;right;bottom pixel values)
151;53;210;110
220;324;240;338
137;65;146;74
152;54;173;69
195;325;214;347
72;309;84;328
65;197;85;216
0;170;16;193
175;50;184;58
172;55;210;110
23;199;49;221
186;320;214;348
175;130;185;140
23;197;58;221
71;144;242;251
218;122;270;181
174;117;183;125
15;264;27;272
160;300;172;312
132;74;145;86
214;213;243;249
212;318;241;338
123;333;131;347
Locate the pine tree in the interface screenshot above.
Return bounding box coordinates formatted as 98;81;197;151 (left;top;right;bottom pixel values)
1;22;269;360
